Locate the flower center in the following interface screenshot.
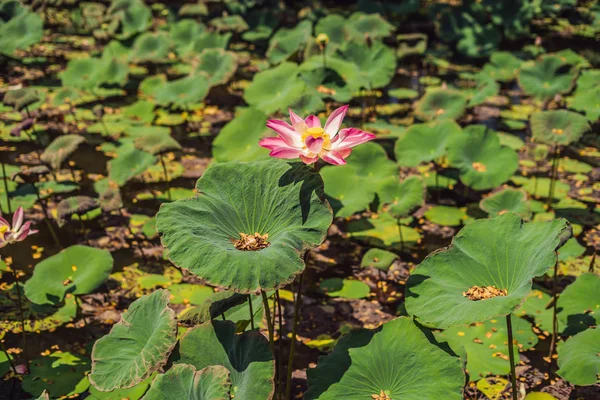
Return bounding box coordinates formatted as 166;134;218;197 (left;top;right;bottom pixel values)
302;127;331;151
0;225;8;235
371;390;391;400
463;285;508;301
231;232;270;251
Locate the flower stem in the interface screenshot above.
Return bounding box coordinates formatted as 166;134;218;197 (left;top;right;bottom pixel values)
506;314;518;400
11;267;28;370
286;272;304;400
248;294;255;330
159;153;171;201
549;260;559;361
1;158;12;214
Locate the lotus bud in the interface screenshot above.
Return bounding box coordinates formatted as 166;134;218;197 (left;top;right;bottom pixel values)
316;33;329;50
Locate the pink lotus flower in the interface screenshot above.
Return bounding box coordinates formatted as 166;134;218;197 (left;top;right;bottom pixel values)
0;207;38;248
259;105;376;165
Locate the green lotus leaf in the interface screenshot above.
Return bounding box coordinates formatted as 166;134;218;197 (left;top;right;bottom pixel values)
347;213;421;250
558;238;585;262
266;20;312;64
210;14;248;33
567;69;600;121
320;278;370;299
143;364;230;400
512;176;570;200
90;289;178;391
134;132;181;155
40;134;86;170
379;175;426;218
180;291;247;324
518;56;577;100
414;88;467;121
480;188;531;219
87;374;155;400
557;273;600;335
448;125;519;190
244;62;306;115
388;87;419;100
107;0;152;39
99;185;123;212
154;75;210;109
515;289;554;333
130;32;171;63
192;31;232;53
0;12;43;55
168;284;214;305
24;245;112;306
22;351;90;397
305;317;464;400
56;196;99;227
468;74;499;107
3;88;40;111
556;327;600;386
108;140;157;186
345;12;395;42
456;24;501;58
195;49;237;87
321;142;397;218
406;213;571;329
394;120;461;167
424;205;467;226
59;57;127;90
170;19;205;57
336;41;396;90
212;107;269;162
435;316;538;381
482;51;523;82
530;110;589;147
241;9;277;42
156;160;332;293
523;393;557;400
360;248;398;272
177;320;274;400
314;14;347;48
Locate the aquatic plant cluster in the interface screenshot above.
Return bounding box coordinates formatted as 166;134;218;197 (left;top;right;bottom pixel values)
0;0;599;399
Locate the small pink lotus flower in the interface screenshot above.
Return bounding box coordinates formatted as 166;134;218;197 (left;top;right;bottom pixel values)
0;207;38;248
259;105;376;165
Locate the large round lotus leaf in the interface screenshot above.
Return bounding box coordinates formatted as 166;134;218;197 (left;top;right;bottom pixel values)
195;49;237;87
266;20;312;64
90;289;177;391
154;75;210;109
177;320;274;400
108;140;157;186
305;317;464;400
243;62;306;115
24;245;113;306
345;11;395;42
320;278;370;299
314;14;347;47
405;213;571;329
530;110;589;146
320;142;397;218
557;273;600;335
435;316;538;381
456;23;501;58
191;31;232;53
170;19;205;56
361;248;398;272
212;107;269;162
556;328;600;386
156;160;332;293
0;12;43;55
130;32;171;63
335;41;396;90
40;134;86;169
347;213;421;250
448;125;519;190
424;205;467;226
518;56;577;100
134;132;181;155
60;58;102;89
379;176;426;218
414;88;467;121
480;188;531;219
2;88;40;111
512;176;570;201
210;14;248;33
394;120;462;167
143;364;230;400
481;51;523;82
22;351;90;397
108;0;152;39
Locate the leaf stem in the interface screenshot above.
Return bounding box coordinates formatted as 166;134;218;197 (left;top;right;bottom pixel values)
261;291;276;371
248;294;255;330
10;267;28;370
546;147;560;209
1;159;12;215
32;182;62;249
396;217;404;250
159;153;171;201
286;272;304;400
549;260;559;361
506;313;518;400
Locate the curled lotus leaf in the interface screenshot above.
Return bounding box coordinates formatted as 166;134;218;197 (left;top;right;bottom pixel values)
156;159;332;293
3;88;40;111
406;213;571;329
40;134;86;170
143;364;231;400
89;289;178;391
305;317;464;400
56;196;99;227
134;132;182;155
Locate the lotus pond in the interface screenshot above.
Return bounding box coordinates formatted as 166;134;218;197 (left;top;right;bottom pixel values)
0;0;599;399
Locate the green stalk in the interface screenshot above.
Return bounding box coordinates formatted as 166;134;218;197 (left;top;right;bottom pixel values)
546;147;560;209
119;208;147;265
32;183;62;249
396;217;405;250
1;159;12;214
159;154;172;201
75;295;88;327
10;268;28;370
506;314;518;400
276;290;283;397
261;291;275;356
549;260;559;361
248;294;255;330
286;272;304;400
